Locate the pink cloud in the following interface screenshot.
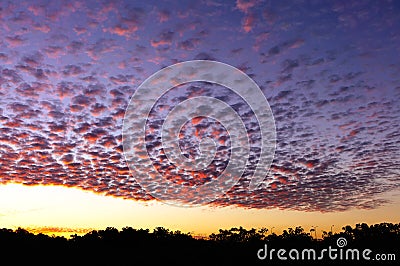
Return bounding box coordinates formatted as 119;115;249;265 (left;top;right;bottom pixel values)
253;31;269;51
43;46;64;59
242;14;255;32
28;5;45;16
5;35;25;48
73;26;87;35
104;24;138;38
236;0;257;14
158;10;170;23
33;23;51;33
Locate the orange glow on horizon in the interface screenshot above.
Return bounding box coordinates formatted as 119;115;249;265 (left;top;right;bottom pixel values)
0;183;399;239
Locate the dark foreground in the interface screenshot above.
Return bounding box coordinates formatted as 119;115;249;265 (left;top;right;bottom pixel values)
0;222;398;265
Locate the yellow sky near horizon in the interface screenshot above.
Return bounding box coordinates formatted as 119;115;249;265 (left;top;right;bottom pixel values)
0;183;399;238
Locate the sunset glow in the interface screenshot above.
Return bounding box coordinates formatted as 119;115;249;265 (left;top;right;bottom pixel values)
1;183;399;238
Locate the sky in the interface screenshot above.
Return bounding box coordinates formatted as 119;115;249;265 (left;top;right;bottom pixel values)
0;0;399;236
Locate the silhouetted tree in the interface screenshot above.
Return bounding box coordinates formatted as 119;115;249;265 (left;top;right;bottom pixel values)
0;223;399;265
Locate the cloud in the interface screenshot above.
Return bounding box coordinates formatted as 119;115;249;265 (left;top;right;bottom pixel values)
71;95;92;107
73;26;87;35
236;0;257;14
1;68;23;83
32;23;51;33
43;45;64;58
177;38;201;51
62;65;84;76
109;75;134;85
67;41;84;54
90;103;107;116
0;0;398;212
150;30;175;48
242;13;255;32
103;6;144;38
86;39;118;60
24;226;94;235
5;35;26;47
104;24;138;38
158;9;170;23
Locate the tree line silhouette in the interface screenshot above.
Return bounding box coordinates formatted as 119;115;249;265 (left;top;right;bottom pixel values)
0;222;398;265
